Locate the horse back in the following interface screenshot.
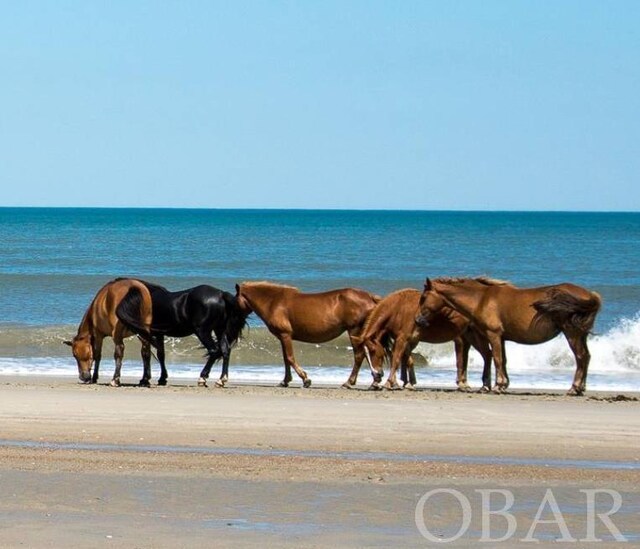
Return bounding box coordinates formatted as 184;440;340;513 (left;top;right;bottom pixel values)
485;282;601;340
261;287;378;341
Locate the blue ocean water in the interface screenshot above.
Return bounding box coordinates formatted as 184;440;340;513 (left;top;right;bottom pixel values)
0;208;639;390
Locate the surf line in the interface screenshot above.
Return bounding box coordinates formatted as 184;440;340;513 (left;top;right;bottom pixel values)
0;439;638;471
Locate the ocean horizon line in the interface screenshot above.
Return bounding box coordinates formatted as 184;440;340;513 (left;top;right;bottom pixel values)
1;206;639;215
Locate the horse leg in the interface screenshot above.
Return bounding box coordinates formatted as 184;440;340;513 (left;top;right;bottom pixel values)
469;331;491;393
400;360;408;386
409;355;417;387
195;328;221;387
342;332;364;388
487;333;509;393
500;342;509;391
279;334;310;388
454;337;471;391
384;337;406;390
137;335;153;388
198;346;225;388
140;339;153;386
153;338;168;386
565;331;590;396
214;335;231;388
91;335;103;384
369;340;386;389
110;331;125;387
403;354;417;390
466;329;493;392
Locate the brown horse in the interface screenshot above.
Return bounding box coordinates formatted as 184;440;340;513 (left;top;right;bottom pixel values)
416;277;602;395
64;278;161;387
235;281;381;387
343;288;492;391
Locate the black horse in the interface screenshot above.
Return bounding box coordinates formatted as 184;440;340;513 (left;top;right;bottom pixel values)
116;281;248;387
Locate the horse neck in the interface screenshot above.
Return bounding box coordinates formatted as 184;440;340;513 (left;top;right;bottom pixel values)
242;285;287;315
76;306;94;337
437;283;485;318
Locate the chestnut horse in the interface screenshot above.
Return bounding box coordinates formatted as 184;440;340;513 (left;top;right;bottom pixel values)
65;278;158;387
416;277;602;395
235;281;381;387
116;281;248;388
343;288;492;391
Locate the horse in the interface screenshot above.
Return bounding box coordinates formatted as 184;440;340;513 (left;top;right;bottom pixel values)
116;281;248;387
416;277;602;395
342;288;492;391
235;281;381;387
64;278;158;387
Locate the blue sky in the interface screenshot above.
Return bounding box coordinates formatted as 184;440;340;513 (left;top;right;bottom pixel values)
1;1;638;210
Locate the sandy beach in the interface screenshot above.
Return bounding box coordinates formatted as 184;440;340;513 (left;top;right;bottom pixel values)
0;376;638;547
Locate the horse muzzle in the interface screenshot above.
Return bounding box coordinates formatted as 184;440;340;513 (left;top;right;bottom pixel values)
78;371;92;383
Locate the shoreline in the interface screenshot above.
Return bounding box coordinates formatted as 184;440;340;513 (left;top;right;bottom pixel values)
2;374;639;464
1;375;639;546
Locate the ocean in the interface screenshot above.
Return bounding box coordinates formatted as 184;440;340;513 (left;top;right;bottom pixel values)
1;207;639;391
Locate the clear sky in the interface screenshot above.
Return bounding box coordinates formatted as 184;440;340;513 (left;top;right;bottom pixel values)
1;1;638;210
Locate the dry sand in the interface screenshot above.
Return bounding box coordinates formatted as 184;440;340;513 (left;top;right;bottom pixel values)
0;376;639;547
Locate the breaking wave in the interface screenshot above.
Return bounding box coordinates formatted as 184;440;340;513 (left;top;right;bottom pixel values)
0;315;639;391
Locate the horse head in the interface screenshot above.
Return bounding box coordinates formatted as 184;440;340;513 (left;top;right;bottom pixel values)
235;283;254;314
64;335;93;383
415;278;448;328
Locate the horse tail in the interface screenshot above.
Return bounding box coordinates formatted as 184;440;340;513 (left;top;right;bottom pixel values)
380;332;394;366
222;292;249;347
116;287;154;343
358;300;395;365
533;289;602;334
360;301;388;342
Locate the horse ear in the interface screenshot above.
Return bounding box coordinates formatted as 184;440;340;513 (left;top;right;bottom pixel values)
235;284;240;295
424;278;432;291
63;340;73;347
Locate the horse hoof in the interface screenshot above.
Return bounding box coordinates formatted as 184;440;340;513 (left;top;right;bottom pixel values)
404;383;416;391
567;387;584;397
157;379;167;387
342;382;355;390
303;379;312;388
214;379;226;388
367;383;382;391
109;379;121;387
138;380;151;388
198;378;208;387
480;386;491;393
278;381;290;388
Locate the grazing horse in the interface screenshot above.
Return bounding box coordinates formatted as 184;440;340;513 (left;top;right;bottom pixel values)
416;277;602;395
116;281;248;387
235;281;381;387
343;288;492;391
64;278;157;387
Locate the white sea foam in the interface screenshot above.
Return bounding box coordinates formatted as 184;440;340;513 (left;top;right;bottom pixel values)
412;314;640;392
1;316;639;392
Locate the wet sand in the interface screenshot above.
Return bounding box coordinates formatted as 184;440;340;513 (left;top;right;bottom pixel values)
0;376;639;547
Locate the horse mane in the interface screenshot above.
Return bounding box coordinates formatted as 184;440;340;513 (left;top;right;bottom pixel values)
242;281;300;292
222;292;249;346
434;276;513;287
